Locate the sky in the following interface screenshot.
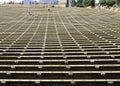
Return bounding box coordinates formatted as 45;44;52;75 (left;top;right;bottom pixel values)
0;0;99;4
0;0;23;3
0;0;52;3
96;0;99;3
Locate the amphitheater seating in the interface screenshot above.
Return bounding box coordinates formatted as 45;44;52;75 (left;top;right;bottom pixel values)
0;7;120;86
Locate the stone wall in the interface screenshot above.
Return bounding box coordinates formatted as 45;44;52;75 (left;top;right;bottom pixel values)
58;0;67;7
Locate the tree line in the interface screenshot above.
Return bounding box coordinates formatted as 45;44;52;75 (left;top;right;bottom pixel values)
99;0;120;7
71;0;95;7
71;0;120;7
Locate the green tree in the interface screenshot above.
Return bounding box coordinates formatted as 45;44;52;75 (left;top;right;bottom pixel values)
91;0;95;7
99;0;106;6
106;0;116;7
71;0;76;7
116;0;120;7
82;0;95;7
76;0;83;7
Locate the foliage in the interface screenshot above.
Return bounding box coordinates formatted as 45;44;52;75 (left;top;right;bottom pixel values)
82;0;95;7
116;0;120;7
71;0;76;7
105;0;116;7
91;0;95;7
99;0;117;7
99;0;106;6
76;0;84;7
